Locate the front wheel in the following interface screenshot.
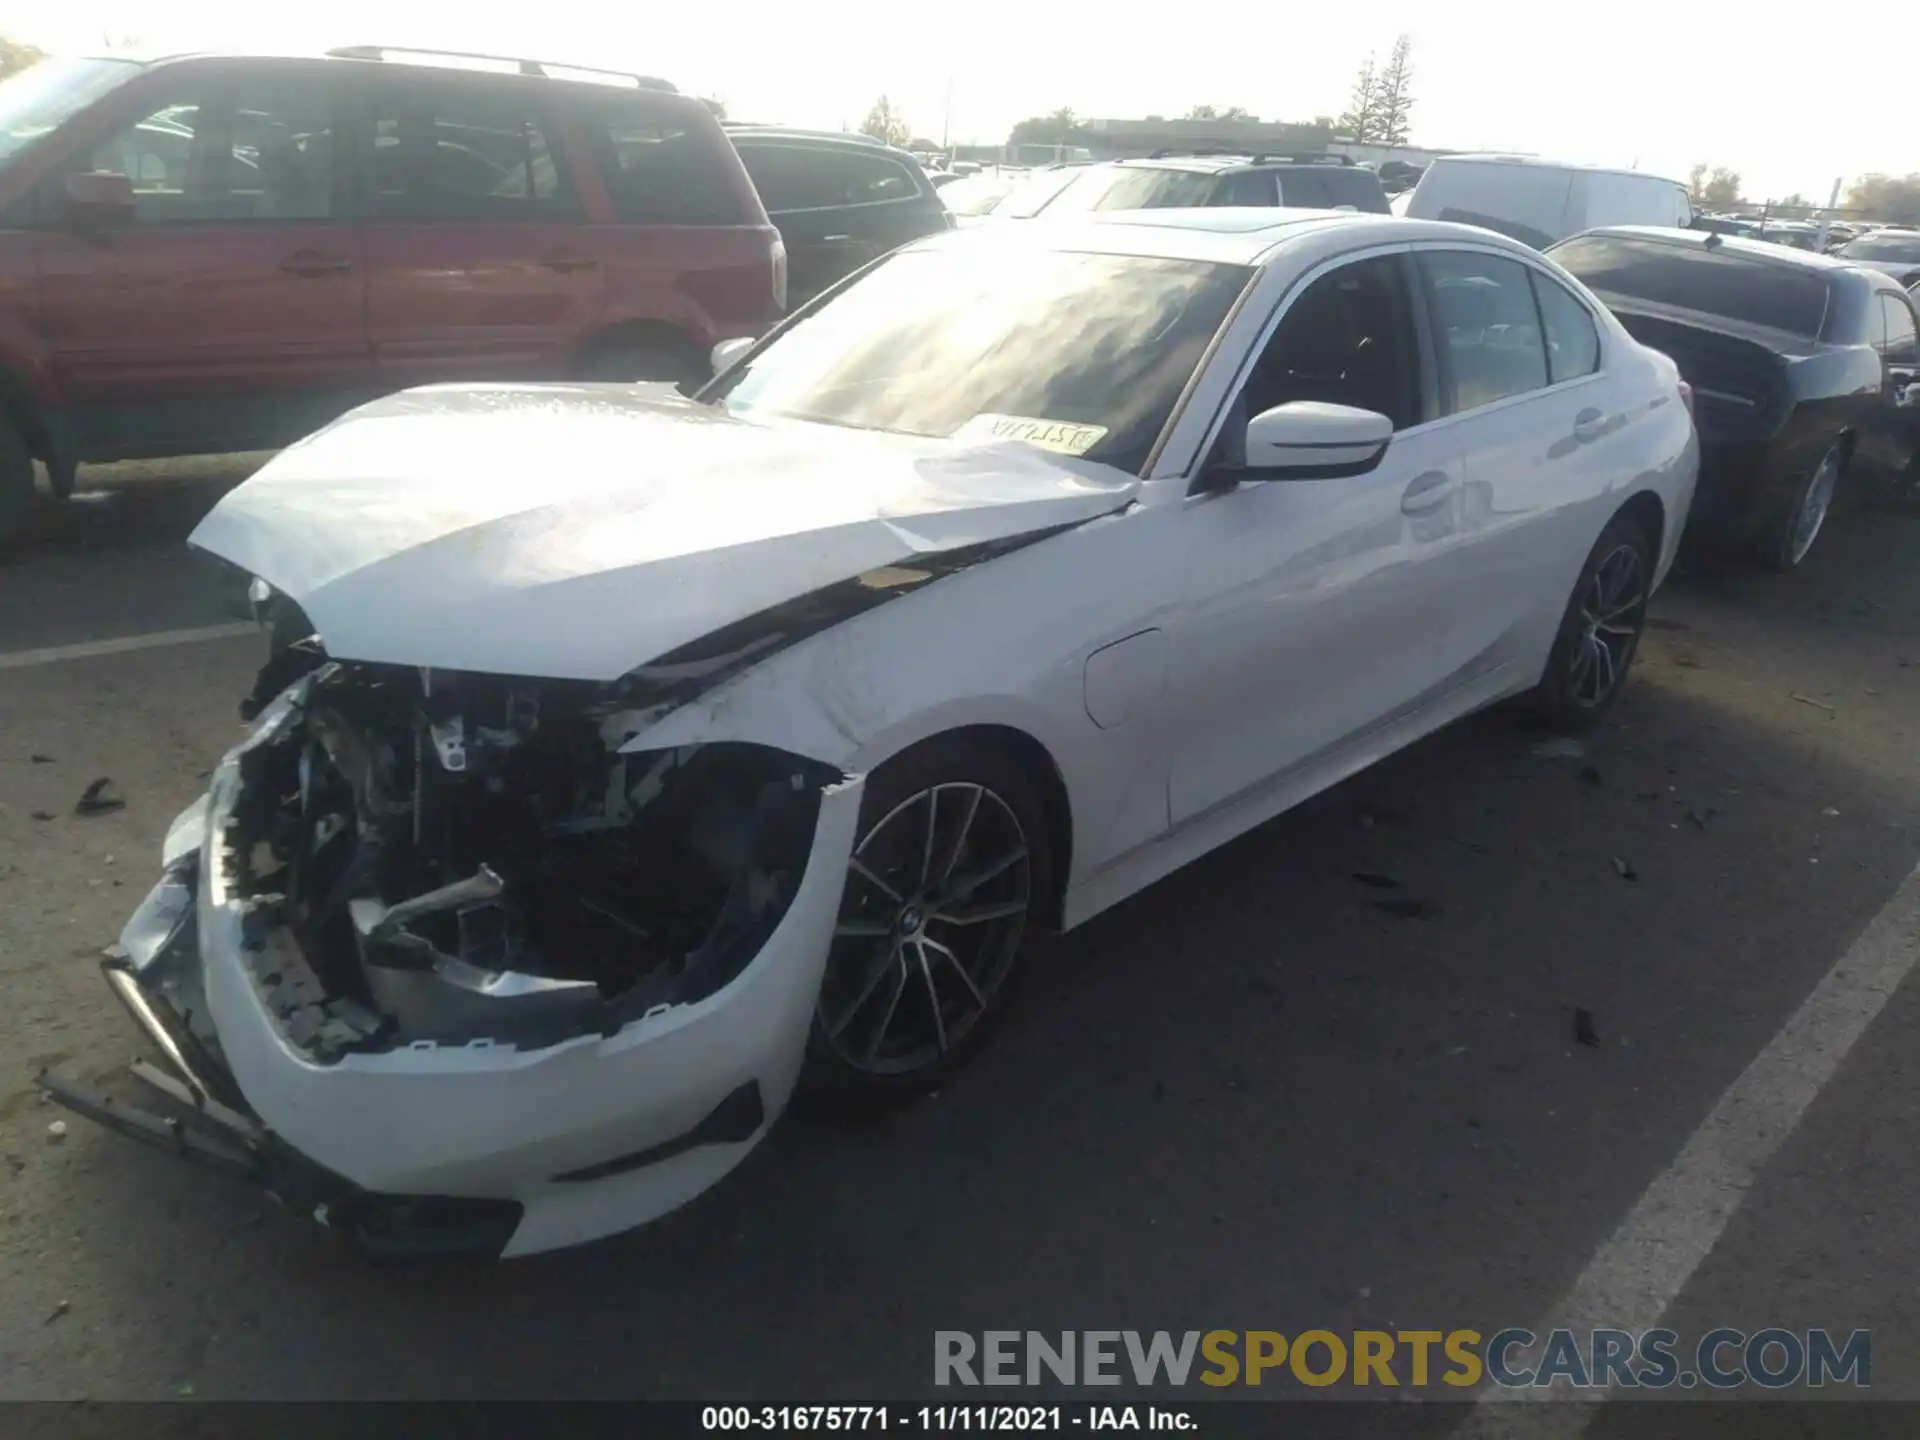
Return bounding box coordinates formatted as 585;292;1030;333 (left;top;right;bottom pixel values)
802;737;1053;1107
0;416;34;549
1523;510;1654;733
1759;439;1845;571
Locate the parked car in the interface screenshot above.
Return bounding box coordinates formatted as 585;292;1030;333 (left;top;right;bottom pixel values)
1404;155;1692;249
1549;225;1920;567
0;47;787;542
1755;221;1822;252
43;208;1696;1259
948;164;1090;225
1022;153;1392;217
724;126;951;308
1833;227;1920;286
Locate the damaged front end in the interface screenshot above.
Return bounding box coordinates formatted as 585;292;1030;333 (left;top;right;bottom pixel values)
42;657;864;1260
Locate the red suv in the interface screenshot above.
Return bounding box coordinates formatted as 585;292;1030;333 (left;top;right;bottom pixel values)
0;47;788;539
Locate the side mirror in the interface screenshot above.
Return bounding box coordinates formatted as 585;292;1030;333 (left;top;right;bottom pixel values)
710;336;756;376
63;171;136;231
1242;400;1394;477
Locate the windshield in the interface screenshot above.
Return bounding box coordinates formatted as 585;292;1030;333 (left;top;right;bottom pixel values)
1840;233;1920;263
1044;166;1219;215
1550;233;1830;337
0;56;140;166
712;246;1252;475
939;173;1018;216
996;166;1093;219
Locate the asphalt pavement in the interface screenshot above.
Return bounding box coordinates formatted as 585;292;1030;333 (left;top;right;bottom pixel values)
1;465;1918;1427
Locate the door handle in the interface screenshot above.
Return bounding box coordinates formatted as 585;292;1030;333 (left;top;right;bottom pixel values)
279;251;351;277
1400;470;1457;516
1572;408;1606;443
539;250;598;273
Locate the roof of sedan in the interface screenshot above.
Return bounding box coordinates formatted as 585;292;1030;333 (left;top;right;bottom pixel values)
903;209;1502;266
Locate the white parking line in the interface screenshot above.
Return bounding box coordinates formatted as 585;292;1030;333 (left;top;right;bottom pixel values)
0;622;258;671
1456;858;1920;1438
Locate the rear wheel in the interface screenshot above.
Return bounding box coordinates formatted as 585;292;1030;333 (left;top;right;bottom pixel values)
1523;510;1654;733
0;416;35;549
1759;439;1845;571
802;737;1053;1107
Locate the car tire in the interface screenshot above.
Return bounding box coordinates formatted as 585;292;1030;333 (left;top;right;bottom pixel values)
801;735;1054;1108
1523;509;1654;733
574;339;704;388
0;415;35;549
1758;438;1845;571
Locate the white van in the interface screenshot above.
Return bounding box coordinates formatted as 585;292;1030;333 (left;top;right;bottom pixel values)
1403;155;1692;249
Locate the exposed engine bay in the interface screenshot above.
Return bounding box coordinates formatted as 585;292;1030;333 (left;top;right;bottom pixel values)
223;651;844;1060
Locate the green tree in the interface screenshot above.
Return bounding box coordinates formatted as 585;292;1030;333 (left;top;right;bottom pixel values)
1009;107;1082;145
1338;55;1380;142
860;95;911;148
1702;167;1742;206
1373;34;1415;146
1845;173;1920;225
0;37;45;79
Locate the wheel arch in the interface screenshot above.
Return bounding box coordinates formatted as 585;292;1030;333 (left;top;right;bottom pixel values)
1615;487;1667;560
862;723;1076;933
571;319;710;379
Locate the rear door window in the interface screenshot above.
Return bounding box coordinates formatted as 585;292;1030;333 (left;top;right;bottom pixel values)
1419;250;1550;412
571;93;745;224
1210;170;1276;206
738;143;921;213
1531;272;1602;382
1278;167;1388;213
1549;233;1830;337
367;82;576;221
1045;166;1219;214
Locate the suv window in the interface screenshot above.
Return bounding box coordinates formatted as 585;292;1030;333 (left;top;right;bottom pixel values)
1420;251;1549;411
1210;170;1276;207
737;143;921;213
1275;167;1390;214
1532;273;1601;382
81;82;334;223
1232;254;1422;438
1549;234;1830;338
1046;166;1220;214
1880;293;1918;364
369;85;574;221
571;93;745;225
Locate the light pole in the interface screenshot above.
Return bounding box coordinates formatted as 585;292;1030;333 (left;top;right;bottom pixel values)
942;75;953;154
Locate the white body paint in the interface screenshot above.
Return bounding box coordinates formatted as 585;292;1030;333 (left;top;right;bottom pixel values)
159;212;1697;1255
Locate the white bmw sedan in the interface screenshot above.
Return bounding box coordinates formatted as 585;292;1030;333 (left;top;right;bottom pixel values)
45;210;1697;1260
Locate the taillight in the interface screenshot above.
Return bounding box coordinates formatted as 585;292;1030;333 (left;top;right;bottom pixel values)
1677;380;1695;419
770;236;788;313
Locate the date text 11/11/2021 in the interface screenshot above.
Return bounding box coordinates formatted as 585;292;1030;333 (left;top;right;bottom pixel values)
701;1406;1197;1431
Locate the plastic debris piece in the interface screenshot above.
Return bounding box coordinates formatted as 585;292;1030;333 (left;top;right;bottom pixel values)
74;778;125;817
1574;1008;1601;1047
1612;857;1638;882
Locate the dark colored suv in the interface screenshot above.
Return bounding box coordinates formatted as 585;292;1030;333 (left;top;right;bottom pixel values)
1025;152;1392;218
0;47;787;539
724;126;951;308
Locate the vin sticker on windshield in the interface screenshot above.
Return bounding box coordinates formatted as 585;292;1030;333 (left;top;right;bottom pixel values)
954;414;1109;457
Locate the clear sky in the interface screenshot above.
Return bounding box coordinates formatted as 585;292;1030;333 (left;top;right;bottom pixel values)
5;1;1885;204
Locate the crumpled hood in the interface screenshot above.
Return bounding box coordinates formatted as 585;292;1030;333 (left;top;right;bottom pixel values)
191;384;1138;681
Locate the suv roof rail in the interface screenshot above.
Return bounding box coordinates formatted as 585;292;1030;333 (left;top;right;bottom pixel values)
327;45;677;91
1146;148;1353;165
722;122;888;147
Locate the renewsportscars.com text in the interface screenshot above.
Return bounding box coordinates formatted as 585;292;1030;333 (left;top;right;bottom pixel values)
934;1329;1870;1390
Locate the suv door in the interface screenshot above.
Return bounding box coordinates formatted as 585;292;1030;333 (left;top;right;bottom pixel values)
353;73;599;387
735;140;943;307
1169;249;1473;825
33;61;367;460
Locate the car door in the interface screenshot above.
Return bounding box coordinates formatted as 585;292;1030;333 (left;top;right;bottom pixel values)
735;141;934;308
32;64;368;460
1873;290;1920;473
1169;248;1475;826
1413;246;1626;674
354;74;601;388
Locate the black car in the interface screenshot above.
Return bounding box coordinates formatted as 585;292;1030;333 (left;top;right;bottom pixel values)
723;126;951;308
1832;228;1920;286
1024;151;1392;217
1550;226;1920;569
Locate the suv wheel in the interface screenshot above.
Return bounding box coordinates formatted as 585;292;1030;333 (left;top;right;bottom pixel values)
0;416;35;548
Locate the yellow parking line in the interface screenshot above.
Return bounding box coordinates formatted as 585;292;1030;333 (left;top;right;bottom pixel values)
0;622;258;671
